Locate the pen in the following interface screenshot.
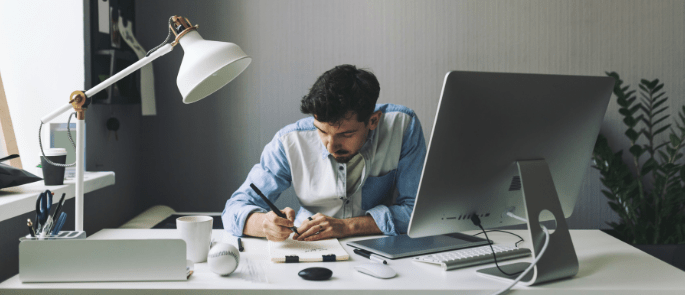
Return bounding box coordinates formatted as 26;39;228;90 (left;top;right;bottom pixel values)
238;237;244;252
249;183;300;235
353;248;387;264
50;193;66;224
51;212;67;236
45;193;66;234
27;219;35;237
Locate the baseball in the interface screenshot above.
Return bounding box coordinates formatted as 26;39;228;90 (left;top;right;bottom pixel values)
207;243;240;276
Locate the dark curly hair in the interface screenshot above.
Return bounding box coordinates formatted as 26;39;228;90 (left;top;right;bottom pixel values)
300;64;380;125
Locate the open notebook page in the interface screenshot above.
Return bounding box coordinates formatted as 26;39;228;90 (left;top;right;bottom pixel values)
268;238;349;263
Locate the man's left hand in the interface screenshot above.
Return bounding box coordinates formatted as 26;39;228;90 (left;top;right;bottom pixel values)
293;213;349;241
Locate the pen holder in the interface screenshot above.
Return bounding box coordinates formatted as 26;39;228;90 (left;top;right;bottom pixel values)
20;231;87;241
18;235;189;282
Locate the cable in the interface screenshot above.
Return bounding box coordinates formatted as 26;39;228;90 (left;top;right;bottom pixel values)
506;211;528;223
470;215;523;276
38;112;77;167
492;225;550;295
472;230;525;248
146;16;175;57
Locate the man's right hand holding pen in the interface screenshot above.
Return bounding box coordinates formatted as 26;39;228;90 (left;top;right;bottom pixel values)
246;183;299;242
248;208;298;242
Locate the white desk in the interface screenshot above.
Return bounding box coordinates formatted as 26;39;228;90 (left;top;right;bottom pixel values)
1;229;684;294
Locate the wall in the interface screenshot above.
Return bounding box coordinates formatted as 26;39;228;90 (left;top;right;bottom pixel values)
0;0;147;282
135;0;685;229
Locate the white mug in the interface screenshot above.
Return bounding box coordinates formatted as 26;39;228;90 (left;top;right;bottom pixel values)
176;216;213;263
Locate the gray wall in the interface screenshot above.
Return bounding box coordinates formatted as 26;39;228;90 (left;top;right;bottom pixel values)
135;0;685;229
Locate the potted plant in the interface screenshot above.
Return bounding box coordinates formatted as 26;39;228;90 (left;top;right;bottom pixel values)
592;72;685;270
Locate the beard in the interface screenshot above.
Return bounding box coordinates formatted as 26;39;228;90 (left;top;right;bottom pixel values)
333;151;355;163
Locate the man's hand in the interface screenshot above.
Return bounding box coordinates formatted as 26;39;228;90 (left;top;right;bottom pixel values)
247;207;297;242
293;213;351;241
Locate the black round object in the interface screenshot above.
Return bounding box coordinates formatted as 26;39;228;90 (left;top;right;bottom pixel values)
106;118;120;131
298;267;332;281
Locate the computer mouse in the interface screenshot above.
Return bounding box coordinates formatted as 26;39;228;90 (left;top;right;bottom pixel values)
354;263;397;279
298;267;333;281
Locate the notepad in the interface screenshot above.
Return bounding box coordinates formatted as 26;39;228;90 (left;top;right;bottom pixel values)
268;238;349;263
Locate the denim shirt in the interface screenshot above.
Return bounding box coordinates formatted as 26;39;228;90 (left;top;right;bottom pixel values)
222;104;426;236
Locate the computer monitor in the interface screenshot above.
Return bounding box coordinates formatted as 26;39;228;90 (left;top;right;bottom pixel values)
407;71;613;285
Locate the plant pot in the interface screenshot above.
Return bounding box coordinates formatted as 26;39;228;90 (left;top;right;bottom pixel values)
602;230;685;271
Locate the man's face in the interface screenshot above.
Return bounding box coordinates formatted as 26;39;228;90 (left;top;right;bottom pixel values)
314;111;381;163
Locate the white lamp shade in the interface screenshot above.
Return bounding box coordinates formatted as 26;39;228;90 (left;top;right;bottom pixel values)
176;30;251;104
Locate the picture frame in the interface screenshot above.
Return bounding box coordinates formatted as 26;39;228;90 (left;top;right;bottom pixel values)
0;72;22;169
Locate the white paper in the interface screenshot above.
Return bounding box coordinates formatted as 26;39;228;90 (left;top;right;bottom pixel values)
268;237;349;262
118;16;157;116
98;0;110;33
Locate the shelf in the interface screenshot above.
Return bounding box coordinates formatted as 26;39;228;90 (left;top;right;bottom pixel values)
0;171;115;223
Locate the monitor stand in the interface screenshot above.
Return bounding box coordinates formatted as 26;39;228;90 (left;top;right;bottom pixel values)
476;159;579;286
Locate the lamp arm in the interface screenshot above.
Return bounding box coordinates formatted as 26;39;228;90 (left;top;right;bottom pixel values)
38;43;173;232
40;43;174;123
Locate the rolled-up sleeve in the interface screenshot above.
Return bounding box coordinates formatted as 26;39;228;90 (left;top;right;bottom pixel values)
366;113;426;235
222;133;292;236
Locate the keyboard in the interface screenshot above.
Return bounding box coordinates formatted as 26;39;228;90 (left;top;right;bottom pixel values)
412;245;532;271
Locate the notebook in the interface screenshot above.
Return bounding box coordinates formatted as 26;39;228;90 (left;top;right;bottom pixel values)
268;238;349;263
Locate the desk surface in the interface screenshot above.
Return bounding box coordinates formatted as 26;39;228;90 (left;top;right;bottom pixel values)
2;229;684;294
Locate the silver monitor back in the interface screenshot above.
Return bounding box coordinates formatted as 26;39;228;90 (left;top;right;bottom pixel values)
408;71;613;238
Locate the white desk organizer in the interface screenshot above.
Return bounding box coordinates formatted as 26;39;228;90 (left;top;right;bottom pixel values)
19;232;188;282
21;231;87;241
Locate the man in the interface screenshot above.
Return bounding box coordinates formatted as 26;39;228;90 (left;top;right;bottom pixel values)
222;64;426;242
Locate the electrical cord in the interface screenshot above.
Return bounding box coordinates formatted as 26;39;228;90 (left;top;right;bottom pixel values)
146;16;175;57
493;225;550;295
469;211;551;295
472;230;525;248
38;112;77;167
470;215;523;276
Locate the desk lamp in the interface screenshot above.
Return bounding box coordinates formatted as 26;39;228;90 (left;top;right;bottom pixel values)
39;16;251;231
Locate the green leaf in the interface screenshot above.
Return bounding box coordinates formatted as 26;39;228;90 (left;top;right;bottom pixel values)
608;202;623;213
653;115;669;126
639;115;650;127
653;84;664;93
671;134;680;147
653;97;668;110
623;117;637;127
626;95;636;104
643;131;653;141
629;145;645;158
658;150;669;161
654;107;669;117
654;124;672;136
642;158;658;175
625;129;640;142
653;92;666;101
619;108;633;116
